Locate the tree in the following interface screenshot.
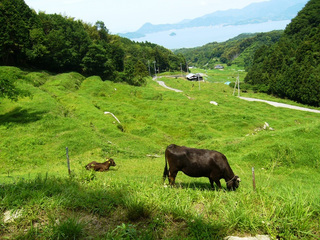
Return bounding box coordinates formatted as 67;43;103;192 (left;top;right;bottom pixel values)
81;43;115;79
26;27;49;64
132;60;148;86
95;21;109;42
34;13;91;72
105;38;125;72
0;0;39;65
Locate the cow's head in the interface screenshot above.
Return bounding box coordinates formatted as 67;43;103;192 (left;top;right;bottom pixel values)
227;175;241;190
107;158;116;166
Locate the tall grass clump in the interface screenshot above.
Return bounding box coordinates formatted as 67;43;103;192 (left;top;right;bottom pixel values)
50;217;85;240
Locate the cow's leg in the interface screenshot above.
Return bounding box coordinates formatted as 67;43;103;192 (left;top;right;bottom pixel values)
98;167;105;172
209;178;214;189
168;170;177;186
102;166;109;172
214;180;222;189
209;178;221;190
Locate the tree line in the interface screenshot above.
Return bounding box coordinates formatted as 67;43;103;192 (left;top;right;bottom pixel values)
245;0;320;107
0;0;187;87
174;31;283;69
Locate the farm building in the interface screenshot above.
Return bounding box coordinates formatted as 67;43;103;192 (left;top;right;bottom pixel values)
186;73;203;81
214;64;224;69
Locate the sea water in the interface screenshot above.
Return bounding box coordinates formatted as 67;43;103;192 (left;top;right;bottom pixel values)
132;20;291;49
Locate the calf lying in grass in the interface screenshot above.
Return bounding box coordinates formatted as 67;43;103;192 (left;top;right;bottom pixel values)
85;158;116;172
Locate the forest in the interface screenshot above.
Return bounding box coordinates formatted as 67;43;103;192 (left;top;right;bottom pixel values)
174;31;283;69
244;0;320;107
0;0;187;88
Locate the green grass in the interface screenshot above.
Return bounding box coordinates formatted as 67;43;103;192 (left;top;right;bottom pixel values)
189;66;246;83
1;66;320;239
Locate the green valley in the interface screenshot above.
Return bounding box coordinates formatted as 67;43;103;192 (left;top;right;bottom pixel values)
0;66;319;239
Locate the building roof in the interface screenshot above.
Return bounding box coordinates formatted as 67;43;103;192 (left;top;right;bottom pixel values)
186;73;203;81
214;64;224;69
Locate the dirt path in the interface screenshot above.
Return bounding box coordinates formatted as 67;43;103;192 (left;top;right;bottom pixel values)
154;78;320;113
156;80;183;92
239;97;320;113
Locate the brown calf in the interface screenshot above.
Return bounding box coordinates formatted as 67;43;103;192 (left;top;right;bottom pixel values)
85;158;116;172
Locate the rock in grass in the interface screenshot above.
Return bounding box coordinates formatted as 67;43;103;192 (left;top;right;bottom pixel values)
3;209;23;223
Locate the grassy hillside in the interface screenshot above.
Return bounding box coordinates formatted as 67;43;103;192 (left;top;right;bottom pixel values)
1;66;319;239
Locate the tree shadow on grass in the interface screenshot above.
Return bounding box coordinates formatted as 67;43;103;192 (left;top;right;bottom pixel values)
0;174;229;239
0;174;129;238
0;107;45;126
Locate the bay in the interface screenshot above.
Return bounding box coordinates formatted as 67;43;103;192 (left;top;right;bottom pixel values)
131;20;291;49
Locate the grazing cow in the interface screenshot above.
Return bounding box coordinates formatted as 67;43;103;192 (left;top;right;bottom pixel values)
85;158;116;172
163;144;240;190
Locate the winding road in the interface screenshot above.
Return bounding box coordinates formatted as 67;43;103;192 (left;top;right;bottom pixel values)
156;80;183;92
155;78;320;114
239;97;320;113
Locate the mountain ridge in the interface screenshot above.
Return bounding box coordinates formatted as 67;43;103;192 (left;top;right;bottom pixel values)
120;0;308;39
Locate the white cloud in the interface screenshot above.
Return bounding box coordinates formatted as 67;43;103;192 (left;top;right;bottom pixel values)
63;0;86;4
200;1;208;6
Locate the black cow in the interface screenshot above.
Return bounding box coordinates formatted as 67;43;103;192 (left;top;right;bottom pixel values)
85;158;116;172
163;144;240;190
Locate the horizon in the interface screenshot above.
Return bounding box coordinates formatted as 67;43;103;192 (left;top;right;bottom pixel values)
24;0;268;34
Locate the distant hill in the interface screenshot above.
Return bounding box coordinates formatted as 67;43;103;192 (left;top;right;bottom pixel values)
174;31;283;68
120;0;308;39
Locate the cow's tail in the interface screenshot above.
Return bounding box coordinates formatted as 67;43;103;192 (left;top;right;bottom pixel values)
163;154;169;183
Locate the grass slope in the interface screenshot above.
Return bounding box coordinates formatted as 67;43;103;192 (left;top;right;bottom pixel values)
0;66;319;239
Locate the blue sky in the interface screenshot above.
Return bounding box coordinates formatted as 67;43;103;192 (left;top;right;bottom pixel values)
24;0;268;33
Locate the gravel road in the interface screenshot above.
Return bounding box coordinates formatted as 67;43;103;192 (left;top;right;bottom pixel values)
156;80;183;92
154;78;320;114
239;97;320;113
